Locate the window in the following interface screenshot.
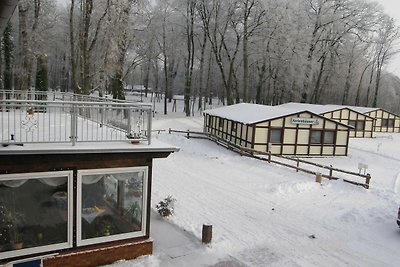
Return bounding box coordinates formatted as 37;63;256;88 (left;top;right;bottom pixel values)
0;171;72;259
218;118;224;128
356;121;365;131
348;120;356;128
231;122;237;133
324;131;335;144
77;167;148;246
388;119;395;127
269;129;282;143
348;120;364;130
381;119;388;127
310;130;322;144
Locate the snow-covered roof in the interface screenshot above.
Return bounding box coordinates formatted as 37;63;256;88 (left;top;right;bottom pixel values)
344;106;380;114
278;103;379;118
204;103;318;125
0;139;179;155
277;103;340;114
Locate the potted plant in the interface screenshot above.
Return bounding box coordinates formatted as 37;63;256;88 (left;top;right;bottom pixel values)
127;201;142;222
126;132;141;144
155;196;176;217
0;202;24;250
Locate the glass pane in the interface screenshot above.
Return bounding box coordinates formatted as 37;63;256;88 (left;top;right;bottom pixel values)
348;120;356;128
356;121;365;130
388;119;395;127
81;171;144;240
324;131;335;144
382;119;388;127
270;129;282;143
0;177;68;253
310;131;322;144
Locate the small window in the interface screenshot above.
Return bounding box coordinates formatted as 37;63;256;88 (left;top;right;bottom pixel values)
231;122;237;133
356;121;365;130
381;119;388;127
310;130;322;144
388;119;395;127
218;118;224;128
348;120;356;128
269;129;282;143
324;131;335;144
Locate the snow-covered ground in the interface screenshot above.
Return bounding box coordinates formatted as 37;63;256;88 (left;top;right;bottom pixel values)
107;97;400;267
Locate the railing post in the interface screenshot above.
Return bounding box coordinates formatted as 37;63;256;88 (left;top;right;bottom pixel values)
365;173;371;189
127;107;132;134
147;109;152;145
70;104;77;146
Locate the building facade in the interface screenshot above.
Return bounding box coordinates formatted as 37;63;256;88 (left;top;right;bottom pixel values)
204;104;350;156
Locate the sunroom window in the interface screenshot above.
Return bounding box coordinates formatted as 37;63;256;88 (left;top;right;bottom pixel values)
77;167;148;246
0;171;72;259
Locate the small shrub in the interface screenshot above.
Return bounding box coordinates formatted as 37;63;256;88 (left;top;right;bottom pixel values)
155;195;176;217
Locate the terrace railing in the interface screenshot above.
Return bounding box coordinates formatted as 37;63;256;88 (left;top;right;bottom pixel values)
0;91;152;146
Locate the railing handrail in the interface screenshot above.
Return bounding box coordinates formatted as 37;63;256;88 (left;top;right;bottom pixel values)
0;92;153;146
1;99;152;109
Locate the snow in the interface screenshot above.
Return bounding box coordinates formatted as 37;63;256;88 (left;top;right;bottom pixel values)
4;94;400;266
278;103;376;119
105;98;400;267
203;103;315;125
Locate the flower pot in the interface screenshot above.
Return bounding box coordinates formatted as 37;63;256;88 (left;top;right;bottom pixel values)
161;210;172;217
12;242;23;250
130;139;140;144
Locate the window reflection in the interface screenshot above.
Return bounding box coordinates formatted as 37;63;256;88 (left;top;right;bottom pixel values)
80;170;144;241
0;176;68;254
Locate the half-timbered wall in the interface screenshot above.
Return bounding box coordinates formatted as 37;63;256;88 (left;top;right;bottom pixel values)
364;109;400;133
321;108;374;138
204;112;349;156
204;114;252;148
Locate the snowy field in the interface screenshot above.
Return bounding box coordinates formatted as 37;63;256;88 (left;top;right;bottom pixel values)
106;96;400;267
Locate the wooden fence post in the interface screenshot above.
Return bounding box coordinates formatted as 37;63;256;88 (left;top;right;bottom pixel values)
168;128;171;134
202;224;212;244
268;151;271;163
365;173;371;189
296;158;299;172
316;173;322;184
329;165;333;178
186;130;190;139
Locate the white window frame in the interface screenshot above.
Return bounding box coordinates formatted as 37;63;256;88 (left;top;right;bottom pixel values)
77;166;148;247
0;171;73;260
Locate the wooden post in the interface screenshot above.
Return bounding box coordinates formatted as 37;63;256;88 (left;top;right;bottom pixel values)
365;173;371;189
268;151;271;163
202;224;212;244
316;173;322;184
186;130;190;139
329;165;333;178
168;128;171;134
296;158;299;172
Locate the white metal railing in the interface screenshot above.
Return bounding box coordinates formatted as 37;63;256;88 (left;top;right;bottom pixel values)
0;94;152;146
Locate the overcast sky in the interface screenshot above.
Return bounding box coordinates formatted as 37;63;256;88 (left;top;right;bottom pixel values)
375;0;400;77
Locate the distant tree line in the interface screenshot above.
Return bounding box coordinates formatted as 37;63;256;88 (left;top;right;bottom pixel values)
0;0;399;115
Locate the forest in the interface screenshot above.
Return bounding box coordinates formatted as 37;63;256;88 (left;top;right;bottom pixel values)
1;0;399;116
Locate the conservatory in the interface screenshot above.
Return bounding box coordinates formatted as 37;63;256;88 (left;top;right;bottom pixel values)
0;92;178;267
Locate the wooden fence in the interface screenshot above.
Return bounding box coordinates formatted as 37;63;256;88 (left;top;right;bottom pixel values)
168;128;371;189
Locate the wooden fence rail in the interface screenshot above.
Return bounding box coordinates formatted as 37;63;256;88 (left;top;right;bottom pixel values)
168;129;371;189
